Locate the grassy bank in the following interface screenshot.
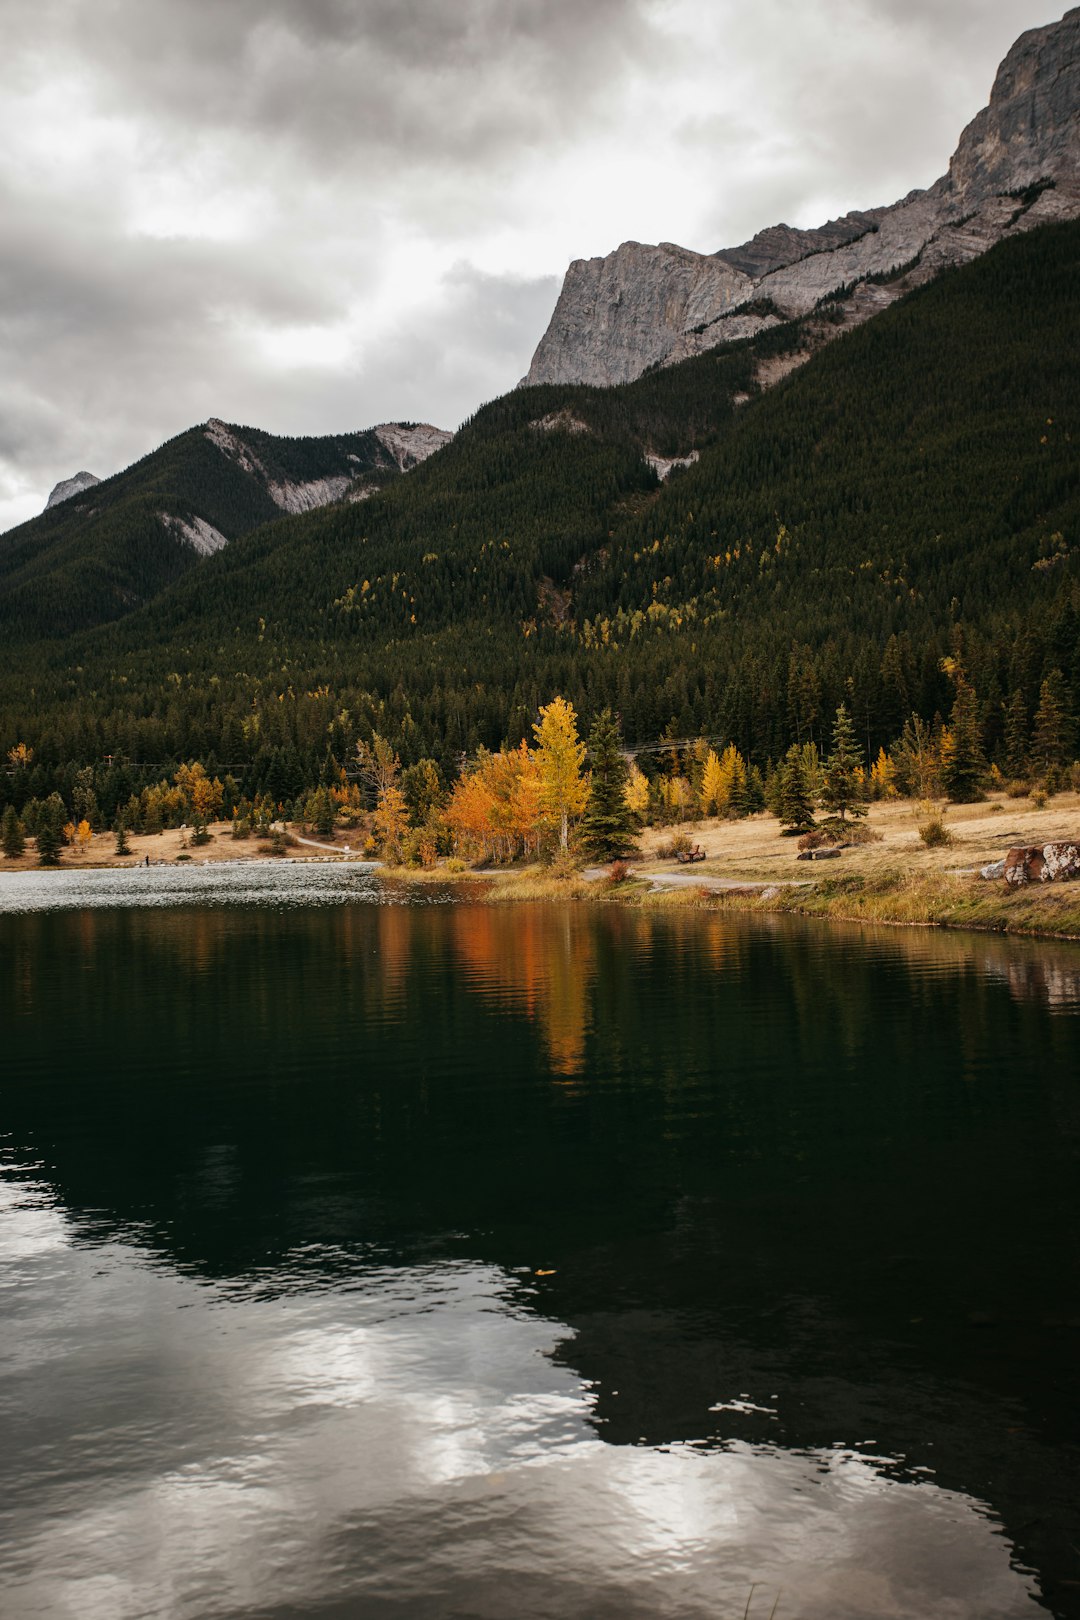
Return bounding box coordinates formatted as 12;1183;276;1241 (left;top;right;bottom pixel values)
5;796;1080;941
704;868;1080;939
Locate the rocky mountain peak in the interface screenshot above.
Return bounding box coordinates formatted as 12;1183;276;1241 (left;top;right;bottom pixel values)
45;471;101;510
942;7;1080;204
524;8;1080;390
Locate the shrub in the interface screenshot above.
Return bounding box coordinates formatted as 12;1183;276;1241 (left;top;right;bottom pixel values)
1005;779;1030;798
231;817;251;840
656;832;693;859
798;830;826;851
1030;786;1048;810
918;814;953;847
608;859;632;883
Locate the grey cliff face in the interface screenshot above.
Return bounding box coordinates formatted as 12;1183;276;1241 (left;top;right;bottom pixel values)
45;471;101;509
525;8;1080;389
944;6;1080;202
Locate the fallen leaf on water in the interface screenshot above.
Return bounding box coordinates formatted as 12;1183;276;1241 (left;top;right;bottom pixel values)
535;1269;556;1276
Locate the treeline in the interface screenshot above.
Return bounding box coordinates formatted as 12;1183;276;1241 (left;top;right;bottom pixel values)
4;658;1076;871
1;221;1078;804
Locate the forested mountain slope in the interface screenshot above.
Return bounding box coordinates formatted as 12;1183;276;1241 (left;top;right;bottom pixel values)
0;419;449;642
2;220;1078;799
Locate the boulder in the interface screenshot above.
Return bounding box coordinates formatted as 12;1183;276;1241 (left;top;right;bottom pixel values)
980;858;1007;880
1003;843;1080;885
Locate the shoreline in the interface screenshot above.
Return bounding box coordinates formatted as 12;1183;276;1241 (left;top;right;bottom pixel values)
4;797;1080;942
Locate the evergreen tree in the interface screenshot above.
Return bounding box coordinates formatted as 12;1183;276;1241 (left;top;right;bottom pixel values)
114;816;131;856
1;804;25;859
777;746;816;833
36;795;65;866
581;708;637;861
941;677;985;802
313;786;336;837
1031;669;1074;776
1001;688;1029;780
821;703;867;820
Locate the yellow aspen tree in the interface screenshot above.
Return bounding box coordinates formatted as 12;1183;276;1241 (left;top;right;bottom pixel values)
373;781;408;862
533;695;587;852
700;749;724;814
714;744;747;816
624;761;650;818
76;819;93;853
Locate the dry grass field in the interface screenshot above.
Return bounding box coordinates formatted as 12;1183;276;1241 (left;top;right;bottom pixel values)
636;793;1080;886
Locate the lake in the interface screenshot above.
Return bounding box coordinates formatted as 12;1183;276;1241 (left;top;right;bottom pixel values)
2;866;1079;1618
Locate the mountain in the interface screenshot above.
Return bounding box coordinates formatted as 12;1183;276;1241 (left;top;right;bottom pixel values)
46;472;101;509
525;7;1080;388
3;218;1076;800
0;418;451;641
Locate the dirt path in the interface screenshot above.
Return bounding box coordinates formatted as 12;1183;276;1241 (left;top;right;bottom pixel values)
583;866;811;894
291;832;361;857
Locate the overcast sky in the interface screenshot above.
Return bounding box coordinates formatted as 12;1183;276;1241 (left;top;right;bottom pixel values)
0;0;1060;530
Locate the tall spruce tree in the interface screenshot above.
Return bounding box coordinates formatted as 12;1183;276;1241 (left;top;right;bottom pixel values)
777;746;816;833
942;677;985;802
581;709;637;861
35;795;65;866
1031;669;1073;777
1001;688;1029;780
2;804;25;859
821;703;867;820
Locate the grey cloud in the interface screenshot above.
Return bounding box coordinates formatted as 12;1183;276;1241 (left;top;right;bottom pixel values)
0;0;1066;528
13;0;663;168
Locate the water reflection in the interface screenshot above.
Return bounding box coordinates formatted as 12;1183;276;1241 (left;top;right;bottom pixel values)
0;1168;1040;1620
2;896;1079;1615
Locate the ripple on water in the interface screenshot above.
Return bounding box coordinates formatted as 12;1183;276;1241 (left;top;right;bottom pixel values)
0;862;427;913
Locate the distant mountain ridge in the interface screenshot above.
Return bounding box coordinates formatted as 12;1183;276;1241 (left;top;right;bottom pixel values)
525;7;1080;387
2;417;451;640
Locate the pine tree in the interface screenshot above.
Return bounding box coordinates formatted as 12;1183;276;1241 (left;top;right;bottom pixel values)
821;703;867;820
1031;669;1074;777
36;795;65;866
941;677;985;802
581;708;637;861
114;816;131;855
1001;688;1029;780
777;747;816;833
1;805;25;859
313;786;336;837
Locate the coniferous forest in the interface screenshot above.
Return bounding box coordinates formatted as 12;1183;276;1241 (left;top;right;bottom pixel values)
1;220;1078;831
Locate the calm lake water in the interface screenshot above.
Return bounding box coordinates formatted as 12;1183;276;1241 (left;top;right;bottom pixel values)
2;865;1080;1619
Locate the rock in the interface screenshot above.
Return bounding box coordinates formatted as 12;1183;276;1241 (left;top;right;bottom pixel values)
372;422;453;470
204;417;453;516
1041;841;1080;880
46;471;100;509
1004;842;1080;884
159;512;229;556
980;858;1007;880
812;847;842;860
524;10;1080;389
645;451;699;481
